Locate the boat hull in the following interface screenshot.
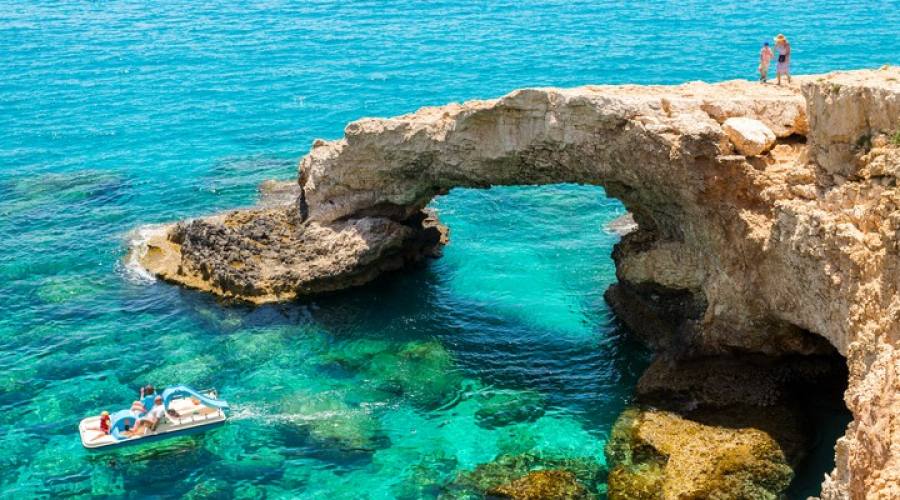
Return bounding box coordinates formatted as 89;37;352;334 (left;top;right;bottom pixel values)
80;419;226;450
80;391;227;450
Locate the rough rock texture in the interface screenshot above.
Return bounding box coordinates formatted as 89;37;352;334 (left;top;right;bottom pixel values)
605;213;638;236
257;179;303;207
486;470;592;499
133;205;446;303
447;453;604;499
722;116;778;156
605;353;848;498
134;66;900;498
607;408;793;500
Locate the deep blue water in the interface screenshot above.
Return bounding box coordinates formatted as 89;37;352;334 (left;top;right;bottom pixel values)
1;1;897;497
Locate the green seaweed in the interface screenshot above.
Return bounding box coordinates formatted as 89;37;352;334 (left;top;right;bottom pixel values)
891;129;900;146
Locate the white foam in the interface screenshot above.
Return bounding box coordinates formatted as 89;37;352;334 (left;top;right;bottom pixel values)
121;224;169;283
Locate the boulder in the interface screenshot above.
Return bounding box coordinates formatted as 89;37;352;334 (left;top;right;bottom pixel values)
722;116;777;156
606;408;793;500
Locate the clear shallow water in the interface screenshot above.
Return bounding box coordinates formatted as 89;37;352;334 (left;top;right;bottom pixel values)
1;1;897;497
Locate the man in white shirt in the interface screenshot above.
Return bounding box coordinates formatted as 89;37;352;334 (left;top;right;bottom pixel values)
127;395;176;437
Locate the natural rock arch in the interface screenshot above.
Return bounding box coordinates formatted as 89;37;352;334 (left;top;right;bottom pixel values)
134;67;900;499
297;81;813;354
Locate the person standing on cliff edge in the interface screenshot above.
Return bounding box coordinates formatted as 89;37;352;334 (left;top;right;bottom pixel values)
774;34;791;85
758;42;774;83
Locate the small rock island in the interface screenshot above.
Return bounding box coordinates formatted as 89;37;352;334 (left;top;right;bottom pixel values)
133;67;900;499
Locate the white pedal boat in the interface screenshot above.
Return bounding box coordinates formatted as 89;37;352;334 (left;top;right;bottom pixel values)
79;385;229;449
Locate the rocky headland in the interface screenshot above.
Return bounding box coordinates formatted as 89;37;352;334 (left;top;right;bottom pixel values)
132;67;900;498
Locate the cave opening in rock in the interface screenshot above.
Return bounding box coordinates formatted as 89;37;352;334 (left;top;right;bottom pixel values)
428;183;851;498
605;318;852;499
784;335;852;499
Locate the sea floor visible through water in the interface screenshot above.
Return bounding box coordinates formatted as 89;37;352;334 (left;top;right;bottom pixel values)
1;1;897;497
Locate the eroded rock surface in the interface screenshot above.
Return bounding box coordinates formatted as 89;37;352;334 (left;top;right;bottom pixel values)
446;453;604;499
134;206;445;304
487;470;592;499
606;353;847;498
607;408;793;500
133;66;900;498
722;116;777;156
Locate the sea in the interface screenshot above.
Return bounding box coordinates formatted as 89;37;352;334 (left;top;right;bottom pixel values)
1;1;897;498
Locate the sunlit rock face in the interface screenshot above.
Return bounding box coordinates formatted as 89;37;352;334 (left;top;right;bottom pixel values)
606;352;848;499
133;66;900;498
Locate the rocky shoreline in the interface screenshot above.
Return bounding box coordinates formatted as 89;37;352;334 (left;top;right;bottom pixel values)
134;200;446;304
133;67;900;498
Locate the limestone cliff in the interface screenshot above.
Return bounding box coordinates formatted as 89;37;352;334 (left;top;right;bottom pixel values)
133;67;900;498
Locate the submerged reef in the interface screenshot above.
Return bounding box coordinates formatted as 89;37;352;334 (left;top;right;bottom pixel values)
133;67;900;498
605;353;847;498
607;408;792;500
486;470;592;499
445;452;604;499
474;390;545;429
279;389;388;452
318;339;463;410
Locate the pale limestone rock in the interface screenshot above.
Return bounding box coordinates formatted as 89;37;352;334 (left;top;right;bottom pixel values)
804;66;900;177
256;179;302;207
604;213;638;236
722;117;777;156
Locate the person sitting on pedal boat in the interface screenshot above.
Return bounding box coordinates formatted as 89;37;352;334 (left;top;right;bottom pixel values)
130;399;147;417
87;410;111;442
126;395;178;437
128;384;157;419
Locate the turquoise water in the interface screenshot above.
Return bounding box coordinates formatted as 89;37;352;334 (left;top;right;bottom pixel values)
1;1;898;497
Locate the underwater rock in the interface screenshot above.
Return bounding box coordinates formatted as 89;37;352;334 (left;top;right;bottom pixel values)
183;479;231;500
317;338;395;371
143;355;217;388
448;453;604;498
368;340;463;410
279;390;387;451
474;390;545;429
6;170;126;215
35;274;100;304
487;470;592;499
316;338;462;408
606;408;792;500
390;453;460;500
225;327;294;367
